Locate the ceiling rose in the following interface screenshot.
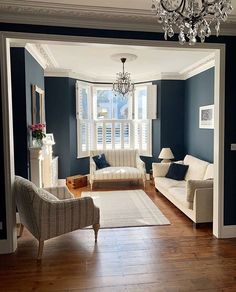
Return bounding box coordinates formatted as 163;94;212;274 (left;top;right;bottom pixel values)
111;53;137;62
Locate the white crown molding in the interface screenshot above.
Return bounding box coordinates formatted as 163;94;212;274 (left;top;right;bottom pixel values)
36;44;59;68
9;42;59;69
0;1;236;36
180;54;215;80
25;44;47;69
44;69;97;82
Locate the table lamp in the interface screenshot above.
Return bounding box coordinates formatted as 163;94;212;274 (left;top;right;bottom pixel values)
158;148;174;163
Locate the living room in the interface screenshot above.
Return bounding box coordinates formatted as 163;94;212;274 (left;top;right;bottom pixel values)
1;0;236;289
9;37;216;232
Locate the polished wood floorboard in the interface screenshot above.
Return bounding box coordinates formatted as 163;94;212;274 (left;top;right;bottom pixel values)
1;182;236;291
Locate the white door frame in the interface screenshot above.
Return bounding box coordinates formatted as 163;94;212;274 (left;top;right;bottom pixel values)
0;31;230;253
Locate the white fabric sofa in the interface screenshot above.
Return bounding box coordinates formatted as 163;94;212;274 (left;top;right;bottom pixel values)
152;155;213;224
90;149;146;189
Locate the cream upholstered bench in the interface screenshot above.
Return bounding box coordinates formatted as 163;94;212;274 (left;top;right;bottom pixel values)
89;149;146;190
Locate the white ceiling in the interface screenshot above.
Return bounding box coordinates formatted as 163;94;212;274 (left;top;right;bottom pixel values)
39;42;214;82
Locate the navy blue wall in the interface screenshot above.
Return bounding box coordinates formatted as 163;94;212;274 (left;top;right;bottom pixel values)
0;24;235;235
159;80;185;160
185;68;214;162
11;48;28;178
45;77;89;178
45;77;71;178
11;48;44;179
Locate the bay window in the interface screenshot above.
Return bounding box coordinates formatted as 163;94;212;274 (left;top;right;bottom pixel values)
76;81;156;158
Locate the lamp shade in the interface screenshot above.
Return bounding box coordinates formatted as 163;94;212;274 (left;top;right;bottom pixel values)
158;148;174;160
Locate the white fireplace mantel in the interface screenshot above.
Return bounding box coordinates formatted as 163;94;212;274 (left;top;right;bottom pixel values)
29;142;58;188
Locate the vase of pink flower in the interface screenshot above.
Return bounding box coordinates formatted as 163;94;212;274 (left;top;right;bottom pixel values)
29;123;46;147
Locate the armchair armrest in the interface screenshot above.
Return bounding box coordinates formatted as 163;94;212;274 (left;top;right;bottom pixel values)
90;157;96;174
186;179;213;209
152;162;171;177
43;185;74;200
193;188;213;222
136;156;146;174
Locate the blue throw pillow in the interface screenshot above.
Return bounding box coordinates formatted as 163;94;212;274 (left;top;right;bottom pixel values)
165;163;189;181
92;154;110;169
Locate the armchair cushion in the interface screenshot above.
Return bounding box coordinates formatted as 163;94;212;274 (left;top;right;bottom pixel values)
93;153;110;169
166;163;189;181
38;189;59;201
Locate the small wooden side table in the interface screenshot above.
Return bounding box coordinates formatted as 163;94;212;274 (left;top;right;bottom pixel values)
66;175;88;189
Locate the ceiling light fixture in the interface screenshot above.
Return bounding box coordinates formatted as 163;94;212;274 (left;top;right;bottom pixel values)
113;57;134;98
151;0;233;45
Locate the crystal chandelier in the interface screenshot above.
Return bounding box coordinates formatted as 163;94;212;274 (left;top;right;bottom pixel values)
151;0;233;45
113;57;134;97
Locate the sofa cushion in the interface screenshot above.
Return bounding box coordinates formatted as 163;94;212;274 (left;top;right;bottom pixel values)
184;155;209;181
168;187;189;208
155;177;186;190
203;164;214;180
93;166;143;180
93;153;110;169
152;162;171;177
166;163;189;181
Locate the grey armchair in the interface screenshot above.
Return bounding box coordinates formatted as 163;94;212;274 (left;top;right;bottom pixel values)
14;176;100;260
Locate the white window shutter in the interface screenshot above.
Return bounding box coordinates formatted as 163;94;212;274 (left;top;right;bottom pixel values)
76;81;91;158
147;84;157;119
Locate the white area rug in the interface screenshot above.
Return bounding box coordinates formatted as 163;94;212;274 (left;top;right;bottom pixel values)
81;189;170;228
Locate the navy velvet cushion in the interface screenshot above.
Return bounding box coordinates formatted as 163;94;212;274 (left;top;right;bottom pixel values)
165;163;189;181
92;154;110;169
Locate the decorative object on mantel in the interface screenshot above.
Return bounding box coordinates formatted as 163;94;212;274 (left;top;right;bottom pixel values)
29;123;46;147
111;53;136;98
45;133;55;145
158;147;174;163
151;0;233;45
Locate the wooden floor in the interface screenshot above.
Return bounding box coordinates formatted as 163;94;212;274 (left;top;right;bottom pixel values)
1;182;236;291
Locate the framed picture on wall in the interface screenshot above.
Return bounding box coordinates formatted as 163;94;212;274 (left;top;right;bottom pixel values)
199;105;214;129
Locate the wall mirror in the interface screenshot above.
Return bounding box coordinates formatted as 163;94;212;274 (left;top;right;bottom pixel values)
31;85;45;125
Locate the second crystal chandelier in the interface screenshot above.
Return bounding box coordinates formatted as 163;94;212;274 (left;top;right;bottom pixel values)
151;0;233;45
113;57;134;98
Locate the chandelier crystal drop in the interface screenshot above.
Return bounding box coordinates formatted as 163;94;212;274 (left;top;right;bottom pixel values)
151;0;233;45
113;57;134;98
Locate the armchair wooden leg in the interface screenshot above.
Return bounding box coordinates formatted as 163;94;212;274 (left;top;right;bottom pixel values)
18;224;24;237
90;182;93;191
93;223;100;243
37;240;44;260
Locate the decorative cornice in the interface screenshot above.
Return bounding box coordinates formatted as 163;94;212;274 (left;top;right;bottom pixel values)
34;44;58;68
180;54;215;80
10;42;58;69
0;1;236;36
